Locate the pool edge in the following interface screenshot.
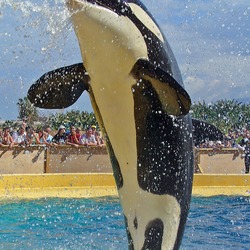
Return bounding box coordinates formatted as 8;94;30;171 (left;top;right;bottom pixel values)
0;173;250;198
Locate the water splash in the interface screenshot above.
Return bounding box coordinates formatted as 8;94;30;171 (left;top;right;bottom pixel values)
1;0;72;49
0;0;84;120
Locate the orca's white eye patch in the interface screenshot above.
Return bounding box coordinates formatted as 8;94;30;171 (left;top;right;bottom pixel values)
128;3;164;42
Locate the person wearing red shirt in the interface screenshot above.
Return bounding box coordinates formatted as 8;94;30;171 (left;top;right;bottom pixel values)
66;125;80;147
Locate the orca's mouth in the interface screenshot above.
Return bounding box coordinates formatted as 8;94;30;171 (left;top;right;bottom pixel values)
85;0;131;15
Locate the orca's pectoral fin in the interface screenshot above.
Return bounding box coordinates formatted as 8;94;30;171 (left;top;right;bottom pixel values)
192;118;224;145
27;63;90;109
131;59;191;116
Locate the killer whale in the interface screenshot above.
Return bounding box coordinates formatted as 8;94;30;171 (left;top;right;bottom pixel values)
28;0;194;249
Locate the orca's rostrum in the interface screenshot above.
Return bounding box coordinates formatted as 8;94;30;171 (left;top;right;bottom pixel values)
28;0;194;249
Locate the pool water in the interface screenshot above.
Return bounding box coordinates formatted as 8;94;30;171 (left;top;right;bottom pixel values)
0;196;249;249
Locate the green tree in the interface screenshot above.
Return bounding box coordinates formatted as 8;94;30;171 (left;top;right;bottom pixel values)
46;110;97;130
191;99;250;132
2;120;14;128
17;97;39;125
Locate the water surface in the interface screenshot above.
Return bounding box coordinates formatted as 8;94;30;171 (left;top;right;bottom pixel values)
0;196;249;249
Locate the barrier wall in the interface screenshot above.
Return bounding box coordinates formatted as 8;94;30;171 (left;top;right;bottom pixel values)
0;146;45;174
0;145;112;174
0;173;117;199
1;173;249;198
0;146;246;174
46;146;112;173
0;146;249;198
195;148;245;174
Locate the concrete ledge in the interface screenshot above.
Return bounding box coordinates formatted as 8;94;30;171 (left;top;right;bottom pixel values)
0;173;117;199
193;174;250;196
0;173;250;199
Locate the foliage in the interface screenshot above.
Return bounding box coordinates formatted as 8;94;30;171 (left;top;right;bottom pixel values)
46;110;98;130
191;99;250;133
13;97;250;133
15;96;97;130
2;120;15;128
17;97;39;125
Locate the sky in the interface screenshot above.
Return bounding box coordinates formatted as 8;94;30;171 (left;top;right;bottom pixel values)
0;0;249;120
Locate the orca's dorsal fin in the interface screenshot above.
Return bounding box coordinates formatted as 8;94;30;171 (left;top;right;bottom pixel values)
28;63;90;109
131;59;191;116
192;118;224;145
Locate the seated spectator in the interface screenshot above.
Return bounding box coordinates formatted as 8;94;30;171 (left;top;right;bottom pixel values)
241;135;249;148
80;127;97;146
21;119;27;131
1;127;14;149
91;125;105;146
34;127;50;146
66;125;80;147
214;140;224;150
52;125;67;145
236;132;245;152
76;127;82;137
0;129;4;146
244;139;250;174
11;126;18;142
25;126;38;145
13;126;26;146
223;137;232;148
44;126;53;143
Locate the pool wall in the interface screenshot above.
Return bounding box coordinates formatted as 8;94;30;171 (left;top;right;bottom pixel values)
0;146;249;198
0;146;245;174
0;173;117;199
0;173;249;198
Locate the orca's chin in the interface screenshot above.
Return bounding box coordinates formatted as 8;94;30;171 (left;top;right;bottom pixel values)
67;0;130;15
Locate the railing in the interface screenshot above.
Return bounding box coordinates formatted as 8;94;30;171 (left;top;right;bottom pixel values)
0;146;245;174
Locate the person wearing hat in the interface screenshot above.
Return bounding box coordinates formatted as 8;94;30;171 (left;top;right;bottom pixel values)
52;125;67;145
59;125;66;130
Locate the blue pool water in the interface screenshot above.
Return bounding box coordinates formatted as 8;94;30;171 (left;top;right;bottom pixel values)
0;196;249;249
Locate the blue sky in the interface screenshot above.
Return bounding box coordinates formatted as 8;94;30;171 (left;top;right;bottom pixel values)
0;0;249;120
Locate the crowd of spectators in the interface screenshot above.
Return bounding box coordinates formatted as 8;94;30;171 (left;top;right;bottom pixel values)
197;127;250;150
196;127;250;174
0;121;105;149
1;122;249;173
